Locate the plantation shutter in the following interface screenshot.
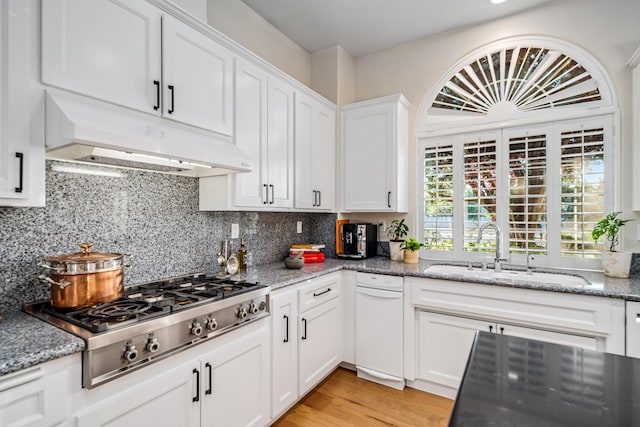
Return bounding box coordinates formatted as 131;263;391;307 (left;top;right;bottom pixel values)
424;144;454;251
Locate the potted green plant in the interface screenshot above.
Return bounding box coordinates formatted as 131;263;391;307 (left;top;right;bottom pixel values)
592;211;633;278
400;237;425;264
386;219;409;261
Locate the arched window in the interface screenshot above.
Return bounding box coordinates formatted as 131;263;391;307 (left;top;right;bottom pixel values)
418;37;618;270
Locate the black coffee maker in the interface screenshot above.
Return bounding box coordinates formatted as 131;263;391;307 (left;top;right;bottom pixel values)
337;223;378;259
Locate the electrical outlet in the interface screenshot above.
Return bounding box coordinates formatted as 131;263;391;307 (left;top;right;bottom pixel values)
297;221;303;233
231;223;239;239
378;221;387;241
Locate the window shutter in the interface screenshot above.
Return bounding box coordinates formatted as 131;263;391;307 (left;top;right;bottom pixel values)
508;134;547;256
424;144;454;251
559;127;605;258
463;139;497;253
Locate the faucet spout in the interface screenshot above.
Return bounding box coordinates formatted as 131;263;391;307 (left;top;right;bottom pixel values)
477;222;507;272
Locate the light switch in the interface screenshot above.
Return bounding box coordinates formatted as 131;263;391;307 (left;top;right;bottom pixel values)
297;221;303;233
231;223;239;239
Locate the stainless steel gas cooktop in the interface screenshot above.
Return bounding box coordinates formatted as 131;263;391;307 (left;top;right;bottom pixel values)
25;274;270;388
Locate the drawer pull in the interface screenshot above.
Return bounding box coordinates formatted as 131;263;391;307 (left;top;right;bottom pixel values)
636;314;640;323
313;288;331;297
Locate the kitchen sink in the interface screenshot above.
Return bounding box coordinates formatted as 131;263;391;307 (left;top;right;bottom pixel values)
424;264;592;288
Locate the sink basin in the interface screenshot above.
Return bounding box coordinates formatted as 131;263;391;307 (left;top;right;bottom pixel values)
424;264;592;288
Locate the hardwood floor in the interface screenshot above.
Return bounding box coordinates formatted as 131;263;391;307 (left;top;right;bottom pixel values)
272;368;454;427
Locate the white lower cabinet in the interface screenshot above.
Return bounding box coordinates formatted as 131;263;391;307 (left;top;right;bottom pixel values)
416;311;598;395
270;288;299;418
270;273;342;420
298;297;340;395
71;319;269;427
200;325;270;427
407;277;625;399
0;355;77;427
74;361;199;427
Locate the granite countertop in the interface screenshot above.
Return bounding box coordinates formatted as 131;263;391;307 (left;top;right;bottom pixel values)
449;331;640;426
3;256;640;378
0;311;84;377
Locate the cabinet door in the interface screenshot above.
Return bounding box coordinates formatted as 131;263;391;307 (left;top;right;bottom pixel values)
298;298;340;395
0;0;45;206
294;92;315;209
314;102;336;210
271;289;299;418
74;360;200;427
233;58;268;208
0;366;69;427
162;15;233;134
342;103;394;211
294;92;336;211
201;324;270;427
266;77;294;208
497;323;598;350
416;311;494;389
42;0;162;114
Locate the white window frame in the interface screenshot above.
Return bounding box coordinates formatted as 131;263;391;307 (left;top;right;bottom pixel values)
417;36;620;271
419;115;614;270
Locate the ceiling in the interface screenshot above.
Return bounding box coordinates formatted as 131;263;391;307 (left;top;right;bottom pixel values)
240;0;554;57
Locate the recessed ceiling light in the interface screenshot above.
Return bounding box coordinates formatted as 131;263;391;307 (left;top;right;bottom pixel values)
491;0;508;4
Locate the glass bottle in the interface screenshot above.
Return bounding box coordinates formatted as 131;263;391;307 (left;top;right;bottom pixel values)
237;238;247;270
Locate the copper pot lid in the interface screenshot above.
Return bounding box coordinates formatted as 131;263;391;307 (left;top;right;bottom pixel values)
42;243;126;274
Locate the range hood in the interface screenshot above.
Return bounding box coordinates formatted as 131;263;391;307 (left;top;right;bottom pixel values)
45;90;252;176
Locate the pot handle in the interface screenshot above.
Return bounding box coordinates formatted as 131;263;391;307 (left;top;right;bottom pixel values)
39;275;71;290
38;263;63;273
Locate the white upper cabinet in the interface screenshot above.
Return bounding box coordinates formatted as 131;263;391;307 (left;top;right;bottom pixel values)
294;91;336;211
161;14;233;134
232;58;269;208
199;59;294;211
340;94;409;212
266;77;295;208
41;0;233;135
42;0;163;115
0;0;45;207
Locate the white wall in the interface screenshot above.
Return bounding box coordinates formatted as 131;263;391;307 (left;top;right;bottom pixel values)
206;0;311;85
350;0;640;250
311;46;356;105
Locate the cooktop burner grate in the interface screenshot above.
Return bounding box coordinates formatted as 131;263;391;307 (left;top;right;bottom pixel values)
36;274;263;333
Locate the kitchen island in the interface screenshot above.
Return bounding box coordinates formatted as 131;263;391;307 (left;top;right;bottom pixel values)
449;330;640;426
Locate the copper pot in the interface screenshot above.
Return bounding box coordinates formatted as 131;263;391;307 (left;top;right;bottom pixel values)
39;243;128;308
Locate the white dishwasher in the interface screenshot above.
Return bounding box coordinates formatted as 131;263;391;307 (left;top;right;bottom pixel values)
355;272;405;390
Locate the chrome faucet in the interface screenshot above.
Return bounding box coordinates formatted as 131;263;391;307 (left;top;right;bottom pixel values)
476;222;508;272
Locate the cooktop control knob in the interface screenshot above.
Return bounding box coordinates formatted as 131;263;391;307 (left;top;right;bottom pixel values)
237;306;248;319
123;344;138;362
249;303;258;314
190;321;203;336
146;337;160;353
258;301;267;311
205;317;218;331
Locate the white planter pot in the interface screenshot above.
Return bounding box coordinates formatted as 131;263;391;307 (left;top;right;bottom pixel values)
389;241;404;261
602;251;632;278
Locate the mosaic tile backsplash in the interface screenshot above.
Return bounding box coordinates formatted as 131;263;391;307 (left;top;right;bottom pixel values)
0;161;336;312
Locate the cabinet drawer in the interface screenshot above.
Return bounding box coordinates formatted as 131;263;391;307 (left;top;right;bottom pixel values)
356;272;403;290
298;273;341;313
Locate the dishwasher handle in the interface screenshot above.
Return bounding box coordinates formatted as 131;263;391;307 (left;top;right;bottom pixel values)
356;286;402;299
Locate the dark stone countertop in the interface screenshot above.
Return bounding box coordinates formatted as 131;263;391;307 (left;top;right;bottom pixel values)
4;256;640;378
449;331;640;426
